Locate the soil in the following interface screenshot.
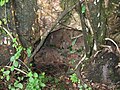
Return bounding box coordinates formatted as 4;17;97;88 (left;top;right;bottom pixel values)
33;28;120;89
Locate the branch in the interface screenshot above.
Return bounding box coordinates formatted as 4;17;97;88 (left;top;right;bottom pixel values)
74;54;86;70
5;66;27;75
0;25;18;45
105;38;120;54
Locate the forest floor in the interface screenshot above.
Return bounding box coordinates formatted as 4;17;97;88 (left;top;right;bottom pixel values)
32;28;120;90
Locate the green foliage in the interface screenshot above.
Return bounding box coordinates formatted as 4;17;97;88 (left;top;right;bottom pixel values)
81;5;86;14
8;81;23;90
72;38;77;46
10;38;23;69
0;20;2;25
70;73;79;83
2;18;7;24
78;83;92;90
0;37;46;90
26;72;46;90
0;18;7;26
0;0;9;6
26;47;32;57
70;73;92;90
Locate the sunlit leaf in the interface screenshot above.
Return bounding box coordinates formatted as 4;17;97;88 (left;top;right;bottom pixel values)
70;50;76;54
10;56;15;62
27;72;33;77
33;72;38;78
6;75;10;81
6;0;9;3
2;18;7;24
10;66;14;71
72;38;77;46
70;73;78;83
88;87;92;90
82;5;86;14
1;76;4;79
15;83;23;89
1;68;5;72
0;0;5;6
29;77;34;82
3;70;10;75
40;83;46;87
11;87;15;90
0;20;2;25
12;38;17;43
13;61;19;67
27;47;32;57
83;84;88;88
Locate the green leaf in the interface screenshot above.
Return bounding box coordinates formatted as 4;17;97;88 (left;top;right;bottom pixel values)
54;78;59;83
33;72;38;78
70;73;78;83
12;43;16;48
16;46;23;52
6;0;9;3
10;56;15;62
79;89;83;90
0;76;4;79
72;38;77;46
82;5;86;14
2;18;7;24
70;50;76;54
88;87;92;90
10;66;14;71
13;61;19;67
27;47;32;57
3;70;10;75
0;20;2;25
14;52;21;60
78;85;83;89
39;73;45;79
17;77;23;81
15;83;23;89
12;38;17;43
11;88;15;90
1;68;5;72
0;0;5;6
27;72;33;77
84;84;88;88
29;77;34;82
6;75;10;81
40;83;46;87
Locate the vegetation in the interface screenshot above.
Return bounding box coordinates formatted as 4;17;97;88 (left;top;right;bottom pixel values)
0;0;119;89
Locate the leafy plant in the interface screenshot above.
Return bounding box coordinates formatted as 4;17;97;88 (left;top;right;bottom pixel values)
70;73;92;90
81;4;86;14
8;80;23;90
26;47;32;57
26;72;46;90
0;0;9;6
0;36;47;90
70;73;79;83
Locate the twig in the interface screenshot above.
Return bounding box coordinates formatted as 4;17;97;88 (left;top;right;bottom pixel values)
105;38;120;54
100;45;113;52
0;25;18;45
0;26;14;41
74;54;86;70
71;34;83;39
5;66;27;75
18;59;30;71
